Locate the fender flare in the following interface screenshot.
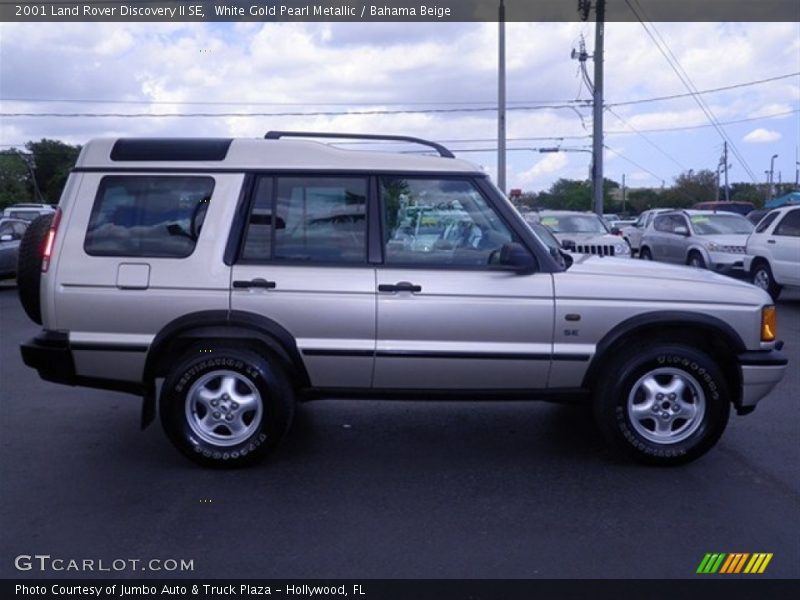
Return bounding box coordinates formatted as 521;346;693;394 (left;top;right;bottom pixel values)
140;310;310;428
582;310;746;390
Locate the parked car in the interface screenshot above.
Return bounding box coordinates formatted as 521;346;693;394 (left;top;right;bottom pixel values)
3;203;56;222
17;133;786;468
0;218;29;279
742;205;800;300
692;201;755;216
746;209;769;226
528;210;631;257
640;210;754;273
621;208;672;255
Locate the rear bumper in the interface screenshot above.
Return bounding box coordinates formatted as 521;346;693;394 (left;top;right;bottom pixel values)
20;330;76;385
737;348;788;409
20;330;143;395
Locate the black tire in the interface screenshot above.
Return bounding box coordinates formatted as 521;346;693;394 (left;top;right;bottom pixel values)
687;251;706;269
160;346;294;468
593;344;730;466
639;247;652;260
751;259;782;301
16;213;53;324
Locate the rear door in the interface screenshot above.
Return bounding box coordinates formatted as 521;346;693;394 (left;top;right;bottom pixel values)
230;174;376;388
373;176;554;390
54;173;236;383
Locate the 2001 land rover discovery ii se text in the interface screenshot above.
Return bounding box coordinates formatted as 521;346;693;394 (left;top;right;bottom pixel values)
18;133;788;467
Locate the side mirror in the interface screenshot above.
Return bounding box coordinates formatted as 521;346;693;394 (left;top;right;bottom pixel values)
0;234;13;242
674;225;689;236
499;242;536;273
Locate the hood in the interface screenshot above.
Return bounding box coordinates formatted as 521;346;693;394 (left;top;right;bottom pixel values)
694;233;749;247
556;255;771;306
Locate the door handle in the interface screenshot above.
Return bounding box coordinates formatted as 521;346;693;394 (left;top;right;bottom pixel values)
233;278;276;289
378;281;422;293
767;239;776;244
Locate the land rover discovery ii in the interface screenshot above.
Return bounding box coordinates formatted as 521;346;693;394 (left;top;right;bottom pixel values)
18;132;787;467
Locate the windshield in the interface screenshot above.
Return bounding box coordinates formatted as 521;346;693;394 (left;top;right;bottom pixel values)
540;214;609;234
689;214;754;235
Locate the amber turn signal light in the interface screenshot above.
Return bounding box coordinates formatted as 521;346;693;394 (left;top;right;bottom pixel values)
761;306;777;342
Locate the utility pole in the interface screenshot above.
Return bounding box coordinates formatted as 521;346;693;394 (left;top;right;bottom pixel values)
621;173;626;214
591;0;605;216
769;154;778;201
723;141;730;202
497;0;506;194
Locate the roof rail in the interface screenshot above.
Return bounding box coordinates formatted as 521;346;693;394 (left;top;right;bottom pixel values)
264;131;455;159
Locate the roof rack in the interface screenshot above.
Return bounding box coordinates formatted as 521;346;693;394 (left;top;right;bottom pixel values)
264;131;455;159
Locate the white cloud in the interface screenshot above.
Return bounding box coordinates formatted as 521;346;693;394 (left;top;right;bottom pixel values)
517;152;569;186
743;128;782;144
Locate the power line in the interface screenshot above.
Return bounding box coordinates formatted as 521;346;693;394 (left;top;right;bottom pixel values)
604;145;664;183
606;71;799;107
0;104;581;118
1;71;795;108
626;0;759;183
605;106;687;170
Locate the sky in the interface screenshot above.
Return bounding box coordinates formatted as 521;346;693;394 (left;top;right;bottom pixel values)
0;20;798;193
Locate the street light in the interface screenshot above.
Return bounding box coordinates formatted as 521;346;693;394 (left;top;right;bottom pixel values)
769;154;778;200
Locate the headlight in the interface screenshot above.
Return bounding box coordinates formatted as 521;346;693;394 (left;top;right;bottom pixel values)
614;243;630;254
761;306;777;342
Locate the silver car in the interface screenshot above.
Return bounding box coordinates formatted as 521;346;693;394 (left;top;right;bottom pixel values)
526;210;631;257
0;218;28;279
640;210;754;272
17;133;787;468
621;208;672;255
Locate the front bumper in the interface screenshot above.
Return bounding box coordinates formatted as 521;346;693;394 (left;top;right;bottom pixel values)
707;251;746;273
737;348;788;410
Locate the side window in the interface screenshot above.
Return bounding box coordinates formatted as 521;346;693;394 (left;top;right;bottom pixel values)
381;177;513;266
84;176;214;258
0;223;12;237
653;215;672;232
755;211;779;233
673;215;690;232
241;176;368;264
774;209;800;237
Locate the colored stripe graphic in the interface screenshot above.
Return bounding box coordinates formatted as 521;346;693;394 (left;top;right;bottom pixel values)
697;553;727;573
733;553;750;573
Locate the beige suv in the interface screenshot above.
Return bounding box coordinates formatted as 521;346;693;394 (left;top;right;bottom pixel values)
18;133;788;468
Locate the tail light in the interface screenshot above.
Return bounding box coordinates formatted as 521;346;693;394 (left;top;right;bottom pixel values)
41;207;62;273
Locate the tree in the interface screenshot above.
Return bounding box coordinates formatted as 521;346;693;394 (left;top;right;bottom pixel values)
626;188;663;213
25;139;81;203
0;151;33;209
662;169;717;208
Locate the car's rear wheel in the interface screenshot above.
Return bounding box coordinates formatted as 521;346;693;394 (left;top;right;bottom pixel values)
593;344;730;465
639;247;652;260
751;260;782;300
16;213;53;324
687;251;706;269
160;346;294;468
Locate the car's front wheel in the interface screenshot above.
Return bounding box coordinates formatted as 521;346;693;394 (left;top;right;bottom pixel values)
751;260;782;300
160;346;294;467
639;247;652;260
593;344;730;465
687;251;706;269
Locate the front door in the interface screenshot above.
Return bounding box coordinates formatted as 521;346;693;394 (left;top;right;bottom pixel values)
373;176;554;390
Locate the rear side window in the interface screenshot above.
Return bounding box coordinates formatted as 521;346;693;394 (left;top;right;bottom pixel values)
754;211;779;233
84;176;214;257
774;209;800;237
653;215;672;232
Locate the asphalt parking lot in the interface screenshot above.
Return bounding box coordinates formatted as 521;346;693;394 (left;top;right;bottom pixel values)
0;280;798;580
